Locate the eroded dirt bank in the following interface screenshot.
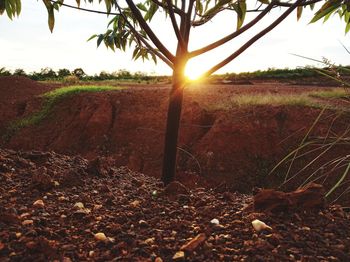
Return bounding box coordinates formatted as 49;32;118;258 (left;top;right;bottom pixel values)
1;77;349;198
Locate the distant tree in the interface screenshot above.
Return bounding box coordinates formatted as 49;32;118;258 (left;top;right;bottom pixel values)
72;68;86;79
58;68;71;78
116;69;132;79
3;0;350;184
99;70;112;80
0;67;11;76
13;68;26;76
40;67;57;79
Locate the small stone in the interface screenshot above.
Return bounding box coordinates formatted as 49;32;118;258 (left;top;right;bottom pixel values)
154;257;163;262
130;200;140;208
180;233;206;252
33;200;45;208
172;251;185;260
144;238;155;245
58;196;66;201
94;232;108;242
54;181;60;186
89;251;95;257
22;220;34;226
210;218;220;225
20;213;31;219
74;202;84;209
138;220;148;227
15;233;22;238
252;219;272;232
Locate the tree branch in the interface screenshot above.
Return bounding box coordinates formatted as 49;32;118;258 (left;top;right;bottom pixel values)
167;0;186;49
201;0;304;78
115;3;174;69
184;0;195;43
189;2;275;58
275;0;322;7
49;0;118;15
125;0;175;62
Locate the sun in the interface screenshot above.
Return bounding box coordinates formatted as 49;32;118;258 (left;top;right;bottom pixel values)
185;61;205;81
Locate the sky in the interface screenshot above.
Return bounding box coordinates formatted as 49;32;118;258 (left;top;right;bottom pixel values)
0;0;349;76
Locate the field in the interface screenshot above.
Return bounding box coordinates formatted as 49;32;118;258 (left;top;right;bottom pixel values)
0;75;350;260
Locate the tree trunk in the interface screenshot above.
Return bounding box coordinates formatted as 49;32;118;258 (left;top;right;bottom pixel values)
161;63;186;185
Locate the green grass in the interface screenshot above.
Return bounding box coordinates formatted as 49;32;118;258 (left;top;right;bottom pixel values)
232;94;315;107
4;85;121;139
309;89;349;99
210;93;320;110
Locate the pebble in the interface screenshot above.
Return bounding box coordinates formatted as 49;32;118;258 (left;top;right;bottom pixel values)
210;218;220;225
33;200;45;208
130;200;140;207
74;202;84;209
172;251;185;260
94;232;108;242
22;220;34;226
252;219;272;232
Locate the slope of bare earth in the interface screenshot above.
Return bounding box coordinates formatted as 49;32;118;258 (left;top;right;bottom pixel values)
0;77;350;200
0;149;349;261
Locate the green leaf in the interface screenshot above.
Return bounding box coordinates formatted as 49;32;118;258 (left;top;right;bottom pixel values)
48;6;55;32
237;0;246;30
15;0;21;15
346;22;350;34
297;6;302;21
87;34;97;42
136;3;147;12
5;0;13;20
196;0;203;15
144;2;158;21
97;34;104;47
310;0;342;24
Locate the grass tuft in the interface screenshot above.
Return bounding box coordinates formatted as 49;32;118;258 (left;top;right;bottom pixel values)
231;94;315;107
309;89;349;99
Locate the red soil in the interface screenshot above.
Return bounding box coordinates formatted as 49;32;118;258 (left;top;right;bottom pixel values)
1;77;349;202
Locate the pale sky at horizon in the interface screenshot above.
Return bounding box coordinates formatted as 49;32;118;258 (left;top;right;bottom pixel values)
0;0;349;76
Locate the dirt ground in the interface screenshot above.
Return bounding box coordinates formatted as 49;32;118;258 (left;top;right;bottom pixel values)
0;76;350;261
0;149;349;261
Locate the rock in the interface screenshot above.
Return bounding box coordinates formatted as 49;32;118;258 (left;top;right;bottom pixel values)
138;220;149;227
252;219;272;232
180;233;206;252
22;219;34;226
33;199;45;208
144;238;155;245
130;200;141;208
74;202;84;209
210;218;220;225
154;257;163;262
172;251;185;261
94;232;108;242
253;183;325;212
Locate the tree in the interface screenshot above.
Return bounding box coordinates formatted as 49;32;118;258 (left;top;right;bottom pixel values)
58;68;71;78
13;68;26;76
73;68;86;79
0;67;11;76
2;0;350;185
